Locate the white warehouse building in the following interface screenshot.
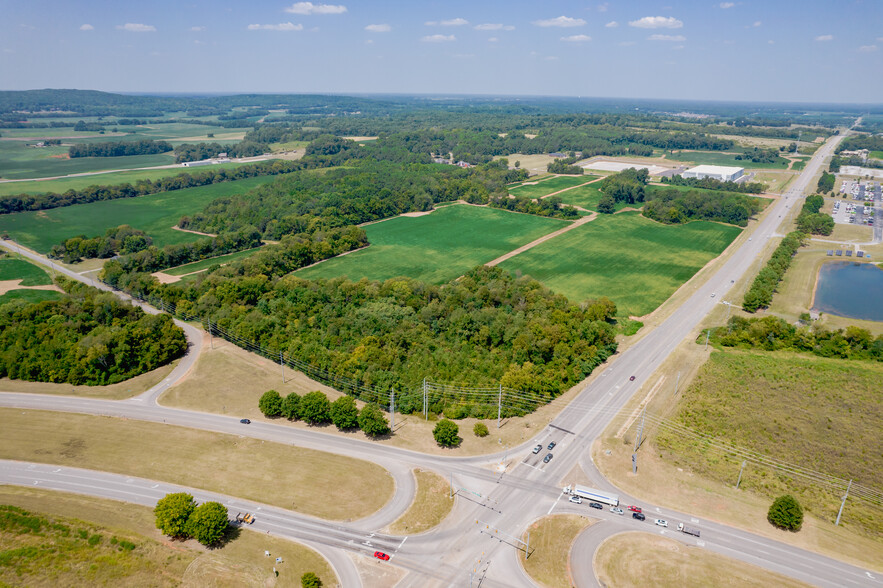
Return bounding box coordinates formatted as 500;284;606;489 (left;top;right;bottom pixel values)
682;165;744;182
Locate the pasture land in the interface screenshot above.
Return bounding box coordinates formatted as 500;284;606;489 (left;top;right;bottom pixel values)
520;514;595;588
665;150;790;169
0;487;335;588
296;204;569;284
498;213;741;316
0;141;176;180
870;150;883;160
595;533;809;588
163;247;263;276
0;176;271;253
508;175;595;199
657;348;883;536
387;469;454;535
752;171;796;193
495;153;558;176
0;289;63;304
0;408;394;521
0;257;53;285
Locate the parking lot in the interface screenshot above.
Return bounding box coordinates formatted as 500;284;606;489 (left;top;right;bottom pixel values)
832;180;882;232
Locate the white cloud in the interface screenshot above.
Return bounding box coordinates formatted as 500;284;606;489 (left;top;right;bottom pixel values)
79;24;93;31
117;23;156;32
858;44;877;52
285;2;346;15
719;2;735;8
424;21;437;26
878;37;883;42
814;34;833;42
561;34;591;42
248;22;303;31
752;21;762;27
629;16;683;29
649;34;686;41
365;23;391;33
598;3;609;12
533;16;586;28
605;21;618;28
190;26;205;32
768;40;775;44
475;23;514;31
488;37;499;42
440;18;468;26
421;34;455;42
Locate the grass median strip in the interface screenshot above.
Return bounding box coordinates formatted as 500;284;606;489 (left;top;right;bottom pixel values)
0;408;394;521
387;469;454;535
594;532;810;588
0;486;336;587
520;514;595;588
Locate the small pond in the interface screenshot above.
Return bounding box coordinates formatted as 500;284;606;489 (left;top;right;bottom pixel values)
813;261;883;322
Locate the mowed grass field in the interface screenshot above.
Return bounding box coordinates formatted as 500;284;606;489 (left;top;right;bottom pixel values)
498;212;741;316
0;176;271;253
508;175;596;199
296;204;569;284
657;348;883;536
665;150;790;169
0;257;53;285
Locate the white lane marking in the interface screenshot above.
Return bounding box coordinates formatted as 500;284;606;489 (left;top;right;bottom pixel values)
547;491;564;515
398;536;408;550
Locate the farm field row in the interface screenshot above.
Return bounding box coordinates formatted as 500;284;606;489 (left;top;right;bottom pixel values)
0;176;272;253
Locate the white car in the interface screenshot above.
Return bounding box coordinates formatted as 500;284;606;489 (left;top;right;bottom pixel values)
610;507;624;515
655;519;668;527
569;496;582;504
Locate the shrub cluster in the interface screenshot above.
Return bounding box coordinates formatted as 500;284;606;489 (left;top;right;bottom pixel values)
767;495;803;531
259;390;390;437
643;188;761;226
49;224;152;263
795;194;833;235
600;168;648;204
546;158;584;175
433;419;460;447
742;231;804;312
488;194;579;219
154;493;228;546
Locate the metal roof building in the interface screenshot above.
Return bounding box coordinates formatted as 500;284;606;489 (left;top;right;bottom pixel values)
681;164;744;182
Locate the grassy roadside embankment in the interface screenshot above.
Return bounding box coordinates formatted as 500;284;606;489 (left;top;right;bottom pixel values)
520;514;595;588
387;469;454;535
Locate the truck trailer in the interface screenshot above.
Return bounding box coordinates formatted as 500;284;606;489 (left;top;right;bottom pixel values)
563;485;619;507
677;522;700;537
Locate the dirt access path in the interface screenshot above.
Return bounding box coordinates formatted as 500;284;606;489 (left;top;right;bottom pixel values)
0;280;63;296
485;212;597;267
538;175;605;200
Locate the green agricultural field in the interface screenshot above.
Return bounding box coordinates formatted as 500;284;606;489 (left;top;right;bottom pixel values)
498;212;740;316
0;257;53;285
665;150;790;169
164;247;262;276
556;184;631;211
0;176;271;254
869;150;883;160
0;161;261;196
508;175;594;199
0;289;63;304
657;348;883;536
0;141;176;180
296;204;569;284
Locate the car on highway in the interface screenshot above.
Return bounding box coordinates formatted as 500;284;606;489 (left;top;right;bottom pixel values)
629;375;635;381
532;444;542;454
547;441;556;450
588;502;603;510
632;512;645;521
627;505;642;513
711;293;716;298
569;496;582;504
373;551;390;561
543;453;553;463
239;418;251;424
655;519;668;527
610;507;624;515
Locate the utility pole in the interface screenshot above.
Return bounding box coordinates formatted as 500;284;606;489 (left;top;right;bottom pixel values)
736;460;746;489
673;371;681;396
423;378;427;420
280;352;285;384
390;387;395;431
633;405;646;453
835;480;852;526
497;384;503;429
207;317;214;349
704;329;711;351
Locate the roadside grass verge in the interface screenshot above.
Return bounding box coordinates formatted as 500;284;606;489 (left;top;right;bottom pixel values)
387;469;454;535
0;408;394;521
295;204;569;284
0;486;335;587
0;360;176;399
498;212;741;316
0;176;272;254
508;175;595;199
594;532;810;588
0;256;53;285
656;347;883;536
520;514;595;588
163;247;263;276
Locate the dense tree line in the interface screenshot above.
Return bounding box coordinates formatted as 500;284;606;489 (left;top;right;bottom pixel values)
173;141;268;163
817;171;835;192
68;139;172;158
659;174;766;194
489;194;579;219
0;279;186;385
259;389;390;437
73;120;104;132
600;168;648;204
642;188;761;226
836;134;883;154
742;231;805;312
49;225;152;263
829;154;883;172
795;194;833;235
711;315;883;361
547;158;584;174
734;147;782;163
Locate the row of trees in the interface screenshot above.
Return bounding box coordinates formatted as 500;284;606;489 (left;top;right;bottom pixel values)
741;231;805;312
68;139;172;158
600;168;649;204
259;390;390;436
659;174;766;194
795;194;834;235
642;188;761;226
49;224;152;263
547;158;584;175
0;278;187;385
710;315;883;360
488;194;579;219
735;147;782;164
173;141;268;163
154;493;228;546
817;171;835;192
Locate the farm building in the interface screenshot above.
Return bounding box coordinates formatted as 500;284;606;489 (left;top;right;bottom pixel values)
681;165;744;182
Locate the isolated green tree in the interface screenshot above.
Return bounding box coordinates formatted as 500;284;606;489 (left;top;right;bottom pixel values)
301;572;323;588
281;392;301;420
433;419;461;447
473;422;489;437
358;403;390;437
597;194;616;214
767;495;803;531
300;391;331;425
330;396;359;430
154;493;196;539
259;390;283;417
186;501;229;546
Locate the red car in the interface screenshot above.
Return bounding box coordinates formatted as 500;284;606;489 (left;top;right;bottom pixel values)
373;551;390;561
627;505;642;513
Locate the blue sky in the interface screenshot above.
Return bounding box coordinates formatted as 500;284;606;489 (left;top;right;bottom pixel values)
1;0;881;103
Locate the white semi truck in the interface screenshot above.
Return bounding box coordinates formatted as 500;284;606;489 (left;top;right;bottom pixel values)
677;522;701;537
563;485;620;507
